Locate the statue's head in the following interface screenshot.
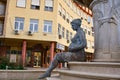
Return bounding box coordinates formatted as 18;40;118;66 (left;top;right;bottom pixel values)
70;19;81;31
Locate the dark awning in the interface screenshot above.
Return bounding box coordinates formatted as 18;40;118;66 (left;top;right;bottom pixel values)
73;0;93;7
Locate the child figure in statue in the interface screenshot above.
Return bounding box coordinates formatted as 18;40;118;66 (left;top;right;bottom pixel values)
38;18;87;79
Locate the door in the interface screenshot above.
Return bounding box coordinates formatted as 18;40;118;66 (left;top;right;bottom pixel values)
33;52;41;67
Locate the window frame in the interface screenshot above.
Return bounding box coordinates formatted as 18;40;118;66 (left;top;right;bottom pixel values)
62;27;65;38
0;21;3;35
58;23;61;35
14;17;24;31
66;30;69;40
31;0;40;10
29;19;39;32
44;0;53;11
43;20;52;33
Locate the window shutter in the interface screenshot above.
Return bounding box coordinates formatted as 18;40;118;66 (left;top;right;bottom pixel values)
45;0;53;7
31;0;40;6
17;0;26;7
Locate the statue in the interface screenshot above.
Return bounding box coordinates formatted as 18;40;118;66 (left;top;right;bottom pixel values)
38;18;87;79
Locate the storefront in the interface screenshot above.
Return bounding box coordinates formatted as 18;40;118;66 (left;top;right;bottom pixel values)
0;39;52;68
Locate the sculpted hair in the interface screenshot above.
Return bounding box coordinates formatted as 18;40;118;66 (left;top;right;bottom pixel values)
71;19;82;26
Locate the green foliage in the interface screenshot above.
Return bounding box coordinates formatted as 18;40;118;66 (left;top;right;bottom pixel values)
0;56;24;70
8;63;24;70
0;56;9;69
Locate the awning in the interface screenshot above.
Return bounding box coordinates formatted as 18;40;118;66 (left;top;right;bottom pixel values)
73;0;93;7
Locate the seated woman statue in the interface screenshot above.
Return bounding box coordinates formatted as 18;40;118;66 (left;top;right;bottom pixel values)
38;18;87;79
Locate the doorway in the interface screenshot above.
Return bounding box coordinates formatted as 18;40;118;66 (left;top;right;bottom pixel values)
33;52;41;67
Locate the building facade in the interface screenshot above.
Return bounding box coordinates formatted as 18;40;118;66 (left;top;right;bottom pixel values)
0;0;94;68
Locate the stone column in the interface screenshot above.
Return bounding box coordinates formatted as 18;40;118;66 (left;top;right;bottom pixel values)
90;0;120;62
50;42;55;61
22;40;27;67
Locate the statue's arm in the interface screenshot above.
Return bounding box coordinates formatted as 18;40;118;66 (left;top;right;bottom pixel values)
68;31;87;51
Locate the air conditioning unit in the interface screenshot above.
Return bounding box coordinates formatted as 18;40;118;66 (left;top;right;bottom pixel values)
14;29;20;35
67;39;69;43
58;34;62;39
28;31;33;35
81;17;83;20
88;22;90;24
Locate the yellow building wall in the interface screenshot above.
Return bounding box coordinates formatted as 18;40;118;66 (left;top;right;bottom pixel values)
5;0;58;41
4;0;94;53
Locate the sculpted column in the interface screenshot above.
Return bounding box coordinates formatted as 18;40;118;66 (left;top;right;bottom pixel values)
90;0;120;62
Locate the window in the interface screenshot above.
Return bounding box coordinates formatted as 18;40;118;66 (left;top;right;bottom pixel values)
87;16;91;24
70;32;72;41
83;26;87;34
66;13;69;23
87;28;91;35
91;27;94;32
0;3;5;15
87;41;91;48
44;20;52;33
14;17;24;30
62;8;66;20
58;24;61;35
45;0;53;11
31;0;40;9
66;30;69;40
58;4;62;16
16;0;26;7
0;21;3;35
84;14;87;21
88;31;91;35
62;27;65;38
29;19;38;32
92;32;94;36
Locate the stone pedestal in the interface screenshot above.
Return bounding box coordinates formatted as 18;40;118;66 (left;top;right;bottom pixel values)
59;62;120;80
90;0;120;62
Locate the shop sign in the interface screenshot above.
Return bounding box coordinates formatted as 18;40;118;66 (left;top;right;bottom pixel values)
10;54;16;63
56;43;65;50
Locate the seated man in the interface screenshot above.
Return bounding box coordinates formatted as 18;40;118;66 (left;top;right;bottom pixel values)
38;18;87;79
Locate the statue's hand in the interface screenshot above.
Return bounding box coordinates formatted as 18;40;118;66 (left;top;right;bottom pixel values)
68;43;75;52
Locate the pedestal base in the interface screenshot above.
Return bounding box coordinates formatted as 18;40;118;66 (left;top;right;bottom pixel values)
59;62;120;80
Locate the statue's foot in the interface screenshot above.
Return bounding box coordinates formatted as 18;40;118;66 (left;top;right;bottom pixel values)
38;72;51;79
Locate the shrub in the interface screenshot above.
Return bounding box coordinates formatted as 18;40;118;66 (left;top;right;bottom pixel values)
0;56;24;70
0;56;9;69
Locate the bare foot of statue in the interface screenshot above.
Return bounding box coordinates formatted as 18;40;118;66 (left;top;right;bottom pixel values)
38;72;51;79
